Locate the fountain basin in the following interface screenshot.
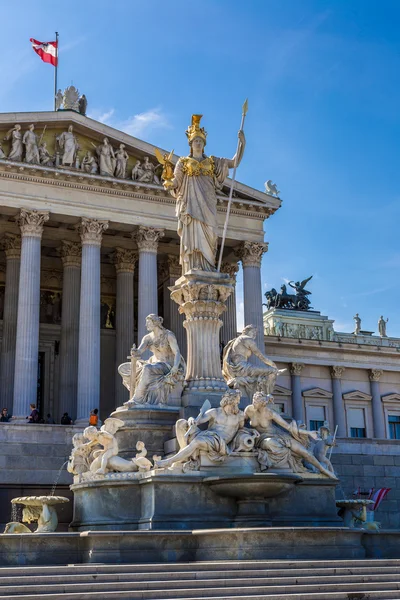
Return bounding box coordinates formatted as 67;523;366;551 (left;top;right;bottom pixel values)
7;496;69;533
336;499;374;528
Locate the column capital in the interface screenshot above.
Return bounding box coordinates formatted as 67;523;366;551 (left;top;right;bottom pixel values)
290;362;304;376
112;247;138;274
133;226;164;253
167;254;181;279
235;240;269;268
15;209;49;238
221;261;239;281
77;218;109;246
331;365;345;379
369;368;383;382
1;233;21;259
60;241;81;268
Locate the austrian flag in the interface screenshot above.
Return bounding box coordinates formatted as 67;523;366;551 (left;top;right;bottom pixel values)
30;38;58;66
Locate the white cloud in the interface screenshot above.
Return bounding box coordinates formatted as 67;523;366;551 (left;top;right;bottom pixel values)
87;107;170;139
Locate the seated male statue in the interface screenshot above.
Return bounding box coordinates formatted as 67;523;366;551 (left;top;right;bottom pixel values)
155;390;244;469
245;392;337;479
222;325;285;399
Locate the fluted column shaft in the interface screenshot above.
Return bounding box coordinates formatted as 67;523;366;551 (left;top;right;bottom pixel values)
221;262;239;344
0;235;21;412
113;248;137;407
236;241;268;353
58;242;81;420
290;363;304;423
13;210;49;421
76;218;108;424
163;255;186;358
133;226;164;344
370;369;385;438
330;366;346;437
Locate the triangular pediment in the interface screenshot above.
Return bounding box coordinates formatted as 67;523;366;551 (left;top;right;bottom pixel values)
302;387;333;399
273;384;292;396
381;393;400;403
343;390;372;402
0;111;279;213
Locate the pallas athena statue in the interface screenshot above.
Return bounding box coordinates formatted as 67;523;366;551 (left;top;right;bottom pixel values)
159;115;245;275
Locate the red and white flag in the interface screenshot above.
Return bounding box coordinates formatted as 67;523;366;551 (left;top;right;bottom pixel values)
30;38;58;66
370;488;391;512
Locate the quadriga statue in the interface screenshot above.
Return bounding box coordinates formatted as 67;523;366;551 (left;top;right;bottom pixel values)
155;390;244;470
118;314;185;406
245;392;337;479
222;325;285;399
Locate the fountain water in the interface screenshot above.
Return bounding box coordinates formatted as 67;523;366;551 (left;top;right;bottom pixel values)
50;460;68;496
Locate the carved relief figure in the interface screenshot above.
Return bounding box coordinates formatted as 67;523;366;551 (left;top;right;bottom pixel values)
164;114;245;274
131;160;143;180
114;144;129;179
245;392;337;479
138;156;160;184
95;137;115;177
222;325;284;399
22;124;40;164
155;390;244;469
4;124;23;161
57;125;79;166
81;151;98;174
0;143;6;159
118;314;185;406
39;142;54;166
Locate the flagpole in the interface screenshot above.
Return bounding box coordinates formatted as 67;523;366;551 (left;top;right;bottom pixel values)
217;99;248;272
54;31;59;111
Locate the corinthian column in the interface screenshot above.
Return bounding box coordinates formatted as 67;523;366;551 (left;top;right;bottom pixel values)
235;241;268;352
133;226;164;343
369;369;385;438
76;218;108;425
330;366;346;437
58;241;81;420
113;247;137;407
0;234;21;412
290;362;304;423
12;209;49;422
220;261;239;344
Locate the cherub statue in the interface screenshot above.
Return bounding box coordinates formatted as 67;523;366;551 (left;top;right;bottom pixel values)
154;390;244;469
245;392;337;479
118;314;185;406
155;148;174;183
67;432;93;475
311;422;336;475
264;179;280;196
222;325;285;400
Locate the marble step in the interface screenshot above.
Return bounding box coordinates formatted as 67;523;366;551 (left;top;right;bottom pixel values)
0;578;400;598
0;558;399;576
1;566;399;585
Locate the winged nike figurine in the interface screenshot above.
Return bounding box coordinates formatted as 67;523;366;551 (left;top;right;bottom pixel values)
155;148;175;183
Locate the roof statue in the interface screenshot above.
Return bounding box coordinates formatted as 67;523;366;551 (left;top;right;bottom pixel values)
264;276;313;311
264;179;280;196
63;85;80;111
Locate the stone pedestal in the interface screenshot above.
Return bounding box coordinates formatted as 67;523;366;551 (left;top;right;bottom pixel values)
170;270;233;407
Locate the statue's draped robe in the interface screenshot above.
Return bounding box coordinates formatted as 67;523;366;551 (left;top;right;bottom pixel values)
8;131;23;161
98;144;115;177
58;132;77;165
171;155;230;272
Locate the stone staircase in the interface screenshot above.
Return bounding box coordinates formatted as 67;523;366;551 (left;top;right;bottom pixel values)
0;558;399;599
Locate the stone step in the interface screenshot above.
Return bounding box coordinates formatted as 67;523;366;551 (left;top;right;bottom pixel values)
0;579;400;598
0;566;399;585
0;558;399;576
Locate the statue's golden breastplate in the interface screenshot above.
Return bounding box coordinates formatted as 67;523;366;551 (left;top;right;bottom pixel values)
181;156;215;177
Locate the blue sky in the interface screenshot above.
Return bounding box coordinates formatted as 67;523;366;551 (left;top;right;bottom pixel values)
1;0;399;336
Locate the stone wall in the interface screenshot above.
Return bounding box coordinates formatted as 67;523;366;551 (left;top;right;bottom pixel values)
331;438;400;529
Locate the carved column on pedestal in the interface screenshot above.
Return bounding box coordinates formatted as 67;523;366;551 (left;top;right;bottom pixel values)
330;366;346;437
0;234;21;412
162;254;186;358
290;362;305;423
13;209;49;422
58;241;81;420
369;369;385;438
220;261;239;344
133;226;164;344
76;218;109;425
113;247;137;407
170;271;233;407
235;241;268;353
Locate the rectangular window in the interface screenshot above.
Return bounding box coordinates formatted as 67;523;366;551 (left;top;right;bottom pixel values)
388;415;400;440
307;405;325;431
274;403;285;414
350;427;366;438
347;407;366;437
